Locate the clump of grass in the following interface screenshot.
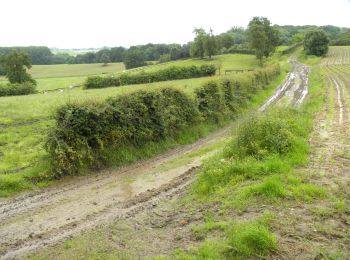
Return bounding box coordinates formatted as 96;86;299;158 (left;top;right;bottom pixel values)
291;183;327;201
192;221;228;241
192;108;310;197
226;220;277;258
175;214;276;259
333;200;347;213
0;174;32;197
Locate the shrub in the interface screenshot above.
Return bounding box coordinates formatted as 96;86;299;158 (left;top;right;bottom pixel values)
195;81;228;122
304;30;329;56
221;47;255;55
281;42;302;55
45;88;200;177
83;64;217;89
231;111;298;159
0;82;37;96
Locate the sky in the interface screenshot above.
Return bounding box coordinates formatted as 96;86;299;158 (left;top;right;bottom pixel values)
0;0;349;49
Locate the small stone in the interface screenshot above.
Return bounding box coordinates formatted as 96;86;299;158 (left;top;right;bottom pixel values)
180;219;188;226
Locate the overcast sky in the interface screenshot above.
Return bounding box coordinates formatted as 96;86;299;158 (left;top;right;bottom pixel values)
1;0;349;48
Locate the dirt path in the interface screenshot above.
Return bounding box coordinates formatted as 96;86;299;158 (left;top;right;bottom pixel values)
0;61;309;259
259;60;309;111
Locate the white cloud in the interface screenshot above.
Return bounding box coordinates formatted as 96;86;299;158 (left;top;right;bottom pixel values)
0;0;349;48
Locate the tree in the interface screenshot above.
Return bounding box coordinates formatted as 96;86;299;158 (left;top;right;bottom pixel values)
123;48;146;69
204;29;218;59
190;28;206;59
110;47;126;62
304;30;329;56
100;53;110;66
247;17;279;65
0;51;36;84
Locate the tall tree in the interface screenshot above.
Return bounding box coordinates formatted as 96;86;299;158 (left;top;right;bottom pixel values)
100;53;110;66
304;30;329;56
247;17;279;65
0;51;36;84
190;28;206;59
205;29;218;59
123;48;146;69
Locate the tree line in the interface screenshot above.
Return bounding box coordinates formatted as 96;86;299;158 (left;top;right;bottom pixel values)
0;22;346;74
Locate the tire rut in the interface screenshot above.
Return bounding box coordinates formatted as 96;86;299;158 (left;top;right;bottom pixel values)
259;60;309;111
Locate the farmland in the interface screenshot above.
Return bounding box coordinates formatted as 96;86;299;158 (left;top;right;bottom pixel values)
2;45;350;259
0;53;269;196
19;46;350;260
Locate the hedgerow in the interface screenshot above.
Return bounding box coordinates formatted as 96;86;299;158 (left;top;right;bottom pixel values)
83;64;217;89
46;64;280;177
0;82;37;96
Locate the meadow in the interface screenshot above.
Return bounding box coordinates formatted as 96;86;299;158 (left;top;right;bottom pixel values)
0;53;268;195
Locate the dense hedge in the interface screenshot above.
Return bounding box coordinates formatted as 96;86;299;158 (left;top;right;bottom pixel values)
45;88;200;177
46;64;280;177
281;42;303;55
0;82;37;96
221;48;255;55
84;64;217;89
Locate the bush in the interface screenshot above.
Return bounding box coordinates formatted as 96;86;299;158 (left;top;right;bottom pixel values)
0;82;37;96
45;88;200;177
304;30;329;56
195;81;228;122
231;110;299;160
83;64;217;89
281;42;302;55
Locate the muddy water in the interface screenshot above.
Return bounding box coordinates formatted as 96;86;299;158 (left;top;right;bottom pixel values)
259;60;309;111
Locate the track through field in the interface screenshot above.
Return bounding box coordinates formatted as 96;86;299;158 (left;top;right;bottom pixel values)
0;61;310;259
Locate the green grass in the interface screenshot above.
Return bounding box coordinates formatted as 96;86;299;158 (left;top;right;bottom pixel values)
174;213;277;259
35;76;86;91
29;62;125;78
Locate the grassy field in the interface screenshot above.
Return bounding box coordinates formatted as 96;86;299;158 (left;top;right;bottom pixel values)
29;63;125;78
1;54;260;92
0;53;270;196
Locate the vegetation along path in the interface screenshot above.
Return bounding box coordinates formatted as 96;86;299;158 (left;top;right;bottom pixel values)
0;61;309;259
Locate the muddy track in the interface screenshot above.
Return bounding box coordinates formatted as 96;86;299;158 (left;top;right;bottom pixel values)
0;60;310;259
259;60;309;111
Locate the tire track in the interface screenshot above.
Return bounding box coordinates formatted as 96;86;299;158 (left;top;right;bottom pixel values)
259;60;309;111
332;77;344;125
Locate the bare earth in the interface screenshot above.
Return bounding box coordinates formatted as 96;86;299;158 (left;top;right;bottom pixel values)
0;61;310;259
